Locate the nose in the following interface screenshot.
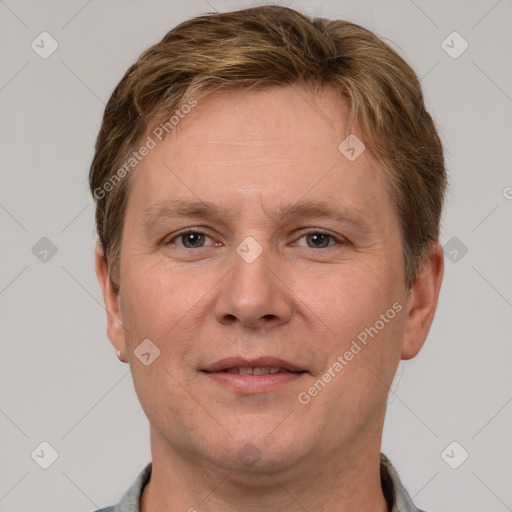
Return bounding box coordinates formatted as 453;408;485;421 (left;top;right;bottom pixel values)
214;241;292;330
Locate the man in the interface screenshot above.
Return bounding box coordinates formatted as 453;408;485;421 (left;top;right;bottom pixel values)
90;5;446;511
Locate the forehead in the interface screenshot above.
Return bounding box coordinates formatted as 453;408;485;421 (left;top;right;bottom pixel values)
126;86;395;229
170;86;352;164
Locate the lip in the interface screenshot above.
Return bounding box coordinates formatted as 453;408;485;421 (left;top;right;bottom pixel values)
202;356;306;373
201;356;308;394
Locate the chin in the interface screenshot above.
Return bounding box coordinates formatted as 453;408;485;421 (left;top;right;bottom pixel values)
204;429;308;475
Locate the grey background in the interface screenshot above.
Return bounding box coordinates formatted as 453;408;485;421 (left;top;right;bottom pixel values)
0;0;511;510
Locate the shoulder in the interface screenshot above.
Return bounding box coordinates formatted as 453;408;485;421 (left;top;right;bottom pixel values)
92;508;115;512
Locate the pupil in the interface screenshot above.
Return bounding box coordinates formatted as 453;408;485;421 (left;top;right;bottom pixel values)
184;233;204;248
308;233;329;248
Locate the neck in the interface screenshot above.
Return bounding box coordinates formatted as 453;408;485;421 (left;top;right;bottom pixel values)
140;425;389;512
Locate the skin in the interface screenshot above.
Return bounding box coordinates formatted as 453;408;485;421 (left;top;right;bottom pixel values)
95;85;444;512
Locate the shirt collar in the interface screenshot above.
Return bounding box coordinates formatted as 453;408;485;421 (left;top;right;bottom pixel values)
111;462;151;512
380;453;424;512
111;454;423;512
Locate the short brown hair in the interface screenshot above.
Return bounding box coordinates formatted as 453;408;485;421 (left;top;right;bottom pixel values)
89;5;446;292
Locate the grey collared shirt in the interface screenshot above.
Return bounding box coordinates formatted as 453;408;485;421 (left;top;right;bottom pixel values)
93;453;425;512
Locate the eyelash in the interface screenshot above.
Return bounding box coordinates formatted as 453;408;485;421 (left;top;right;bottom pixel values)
293;229;345;248
165;229;219;248
164;228;345;248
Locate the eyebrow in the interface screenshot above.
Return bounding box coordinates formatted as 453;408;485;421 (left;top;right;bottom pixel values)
142;198;370;233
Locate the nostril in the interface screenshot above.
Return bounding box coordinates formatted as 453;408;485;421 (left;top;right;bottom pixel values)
222;314;238;323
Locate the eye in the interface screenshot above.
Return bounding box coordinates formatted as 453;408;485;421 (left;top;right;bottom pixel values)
294;231;342;249
166;230;216;249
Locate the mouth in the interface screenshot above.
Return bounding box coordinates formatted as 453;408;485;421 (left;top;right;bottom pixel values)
209;366;304;375
201;357;308;393
202;356;307;374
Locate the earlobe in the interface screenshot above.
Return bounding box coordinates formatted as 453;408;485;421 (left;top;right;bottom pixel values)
401;242;444;360
94;243;128;361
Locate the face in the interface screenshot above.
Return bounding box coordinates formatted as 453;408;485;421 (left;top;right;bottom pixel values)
97;85;442;477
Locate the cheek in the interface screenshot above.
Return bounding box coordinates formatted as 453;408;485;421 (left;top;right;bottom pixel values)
300;264;405;392
120;258;208;336
119;268;206;422
118;273;198;399
303;265;396;340
300;294;405;439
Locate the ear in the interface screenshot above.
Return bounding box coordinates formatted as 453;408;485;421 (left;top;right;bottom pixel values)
94;242;128;362
401;242;444;360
